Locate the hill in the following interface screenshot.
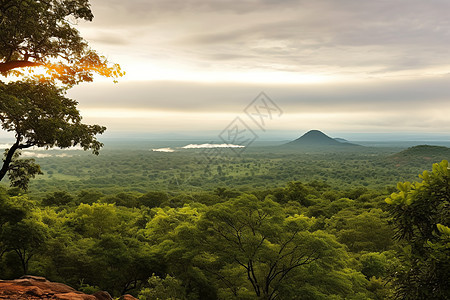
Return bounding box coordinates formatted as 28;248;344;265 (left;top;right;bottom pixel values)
391;145;450;164
283;130;360;148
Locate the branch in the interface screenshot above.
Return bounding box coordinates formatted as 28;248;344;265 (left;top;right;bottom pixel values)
122;279;139;295
244;259;260;297
234;257;249;270
211;225;241;247
278;229;300;255
249;259;261;296
18;143;35;150
0;61;42;73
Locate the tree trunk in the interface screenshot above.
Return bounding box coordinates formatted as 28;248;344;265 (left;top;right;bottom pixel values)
0;141;19;182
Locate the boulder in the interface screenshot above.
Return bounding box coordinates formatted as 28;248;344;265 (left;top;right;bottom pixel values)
0;276;96;300
92;291;113;300
0;276;139;300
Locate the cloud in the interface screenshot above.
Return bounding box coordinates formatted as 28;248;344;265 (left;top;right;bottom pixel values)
58;1;450;137
77;0;450;80
87;31;130;45
21;152;52;158
69;75;450;113
67;74;450;136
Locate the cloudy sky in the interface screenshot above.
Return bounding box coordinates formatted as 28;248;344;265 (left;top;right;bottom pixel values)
66;0;450;140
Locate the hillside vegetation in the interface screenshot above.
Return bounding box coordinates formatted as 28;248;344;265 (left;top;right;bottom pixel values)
1;159;449;299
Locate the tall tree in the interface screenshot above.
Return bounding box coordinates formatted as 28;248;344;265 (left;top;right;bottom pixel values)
0;80;106;189
198;195;345;300
0;0;123;85
0;188;26;260
2;218;48;274
0;0;123;189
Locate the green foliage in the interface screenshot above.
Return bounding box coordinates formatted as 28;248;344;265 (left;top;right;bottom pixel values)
366;276;393;300
28;202;157;296
69;203;119;238
0;80;106;190
5;151;42;190
197;195;356;299
0;191;28;266
386;160;450;299
6;156;444;298
20;146;444;196
76;190;104;204
0;189;26;227
0;80;106;153
139;274;187;300
143;205;217;299
390;145;450;166
1;202;48;274
359;252;388;279
0;0;123;190
139;191;169;208
327;209;393;253
42;191;74;206
77;281;101;295
0;0;123;85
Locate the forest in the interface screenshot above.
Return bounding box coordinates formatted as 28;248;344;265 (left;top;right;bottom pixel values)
0;152;449;299
19;143;450;196
1;0;449;299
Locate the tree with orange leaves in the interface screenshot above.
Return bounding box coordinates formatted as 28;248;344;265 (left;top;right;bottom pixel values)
0;0;123;85
0;0;123;190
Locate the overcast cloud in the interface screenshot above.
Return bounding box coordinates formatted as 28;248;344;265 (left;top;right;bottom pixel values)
60;0;450;138
80;0;450;76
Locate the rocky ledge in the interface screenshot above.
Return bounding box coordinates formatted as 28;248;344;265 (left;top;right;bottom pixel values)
0;276;138;300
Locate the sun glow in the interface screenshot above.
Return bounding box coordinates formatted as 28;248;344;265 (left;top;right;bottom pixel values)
107;59;335;84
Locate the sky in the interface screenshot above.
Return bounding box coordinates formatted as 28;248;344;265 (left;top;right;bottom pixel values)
63;0;450;141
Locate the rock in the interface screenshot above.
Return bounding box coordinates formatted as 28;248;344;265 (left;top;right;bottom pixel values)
0;276;98;299
54;292;97;300
119;295;139;300
54;294;79;300
92;291;113;300
20;275;47;282
25;287;44;297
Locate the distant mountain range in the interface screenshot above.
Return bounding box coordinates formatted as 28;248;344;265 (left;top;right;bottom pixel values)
283;130;360;148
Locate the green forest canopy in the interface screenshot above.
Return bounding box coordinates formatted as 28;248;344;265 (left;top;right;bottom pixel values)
0;160;448;299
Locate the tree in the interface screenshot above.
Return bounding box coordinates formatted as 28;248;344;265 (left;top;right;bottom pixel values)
2;150;42;190
139;274;187;300
69;203;119;239
76;190;104;205
359;252;389;279
87;234;158;296
0;80;106;189
42;191;74;206
0;189;26;261
326;208;393;253
138;191;169;208
2;217;48;274
198;195;345;300
0;0;123;85
144;205;218;299
386;160;450;299
0;0;123;190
